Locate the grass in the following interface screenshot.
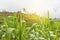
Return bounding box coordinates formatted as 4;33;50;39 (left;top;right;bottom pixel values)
0;11;60;40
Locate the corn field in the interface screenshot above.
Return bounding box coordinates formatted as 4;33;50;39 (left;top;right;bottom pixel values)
0;11;60;40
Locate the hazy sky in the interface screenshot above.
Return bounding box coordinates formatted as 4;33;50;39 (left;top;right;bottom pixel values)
0;0;60;18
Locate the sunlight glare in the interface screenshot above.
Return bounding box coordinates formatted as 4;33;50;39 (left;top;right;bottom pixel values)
21;0;53;16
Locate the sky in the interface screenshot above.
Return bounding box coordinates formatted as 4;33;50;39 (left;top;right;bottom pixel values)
0;0;60;18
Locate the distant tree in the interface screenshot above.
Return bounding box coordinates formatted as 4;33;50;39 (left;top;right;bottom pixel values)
2;9;7;12
23;8;26;12
22;8;26;13
54;18;57;20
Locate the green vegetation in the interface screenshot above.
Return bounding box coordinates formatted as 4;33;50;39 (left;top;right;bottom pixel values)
0;11;60;40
